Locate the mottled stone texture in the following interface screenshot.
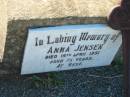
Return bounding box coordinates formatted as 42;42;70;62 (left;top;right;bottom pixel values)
7;0;119;20
0;0;7;62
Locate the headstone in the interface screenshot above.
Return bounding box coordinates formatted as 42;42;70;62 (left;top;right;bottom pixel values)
21;24;122;74
0;0;120;75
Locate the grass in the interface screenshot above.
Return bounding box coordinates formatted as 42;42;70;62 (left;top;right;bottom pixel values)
112;57;123;74
31;73;64;88
30;57;123;88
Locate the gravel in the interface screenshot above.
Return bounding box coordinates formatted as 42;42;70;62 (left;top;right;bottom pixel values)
0;65;123;97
